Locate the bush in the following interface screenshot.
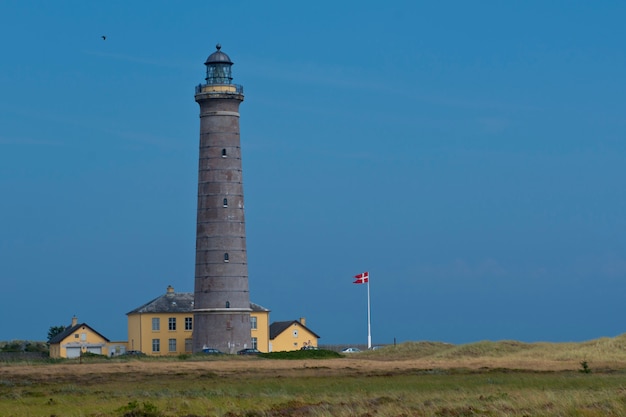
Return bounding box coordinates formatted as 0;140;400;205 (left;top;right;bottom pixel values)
579;360;591;374
117;400;162;417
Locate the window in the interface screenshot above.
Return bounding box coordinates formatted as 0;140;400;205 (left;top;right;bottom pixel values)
169;338;177;352
185;338;192;353
250;316;257;330
152;318;160;331
293;330;298;338
81;333;87;341
225;301;230;308
168;317;176;331
252;337;258;350
74;334;79;338
223;198;228;207
185;317;193;331
221;148;227;157
224;253;229;262
152;339;160;352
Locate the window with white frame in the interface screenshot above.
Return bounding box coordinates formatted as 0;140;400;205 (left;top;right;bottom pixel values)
168;338;177;352
152;318;160;331
168;317;176;331
152;339;160;352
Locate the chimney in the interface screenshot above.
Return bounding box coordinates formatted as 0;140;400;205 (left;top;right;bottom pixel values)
299;317;306;326
167;285;174;294
71;316;78;326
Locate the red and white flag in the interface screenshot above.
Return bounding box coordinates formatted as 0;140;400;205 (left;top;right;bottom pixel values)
353;271;369;284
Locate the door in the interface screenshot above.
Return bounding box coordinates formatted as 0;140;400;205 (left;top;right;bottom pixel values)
66;347;81;358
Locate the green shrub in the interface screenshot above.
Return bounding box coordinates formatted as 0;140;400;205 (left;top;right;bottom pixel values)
579;360;591;374
117;400;162;417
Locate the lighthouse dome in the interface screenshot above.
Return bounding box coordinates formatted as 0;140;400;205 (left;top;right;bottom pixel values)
204;44;233;65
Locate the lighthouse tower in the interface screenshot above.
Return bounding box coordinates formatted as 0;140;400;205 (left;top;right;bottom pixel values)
192;45;251;353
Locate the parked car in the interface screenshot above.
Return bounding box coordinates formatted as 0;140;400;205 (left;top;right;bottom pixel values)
237;348;261;355
202;348;224;355
341;347;361;353
300;345;319;350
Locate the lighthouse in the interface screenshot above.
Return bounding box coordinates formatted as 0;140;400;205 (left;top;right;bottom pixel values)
192;45;251;353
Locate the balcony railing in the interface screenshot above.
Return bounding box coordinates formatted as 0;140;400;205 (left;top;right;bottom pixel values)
195;83;244;95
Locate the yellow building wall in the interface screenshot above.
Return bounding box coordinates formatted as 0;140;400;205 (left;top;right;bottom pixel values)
127;314;142;351
127;312;193;356
107;342;128;357
50;325;109;358
127;310;271;354
49;344;60;358
270;322;319;352
251;310;270;352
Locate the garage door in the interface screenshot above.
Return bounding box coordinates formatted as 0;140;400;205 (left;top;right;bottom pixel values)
86;347;102;355
66;347;81;359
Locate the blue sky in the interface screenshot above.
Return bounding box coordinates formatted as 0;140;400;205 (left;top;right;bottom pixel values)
1;1;625;345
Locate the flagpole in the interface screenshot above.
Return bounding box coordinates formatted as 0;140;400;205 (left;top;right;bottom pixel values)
367;273;371;349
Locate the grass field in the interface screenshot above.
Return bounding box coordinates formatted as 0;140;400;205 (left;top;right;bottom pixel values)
3;336;626;416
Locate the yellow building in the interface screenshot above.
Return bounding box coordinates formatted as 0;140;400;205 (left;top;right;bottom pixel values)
127;286;271;355
49;316;110;358
269;318;320;352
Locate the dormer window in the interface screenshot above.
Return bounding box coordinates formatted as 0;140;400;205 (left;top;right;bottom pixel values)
224;253;229;262
221;149;227;158
223;198;228;207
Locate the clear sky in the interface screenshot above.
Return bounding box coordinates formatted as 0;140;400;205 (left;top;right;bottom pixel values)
1;1;625;345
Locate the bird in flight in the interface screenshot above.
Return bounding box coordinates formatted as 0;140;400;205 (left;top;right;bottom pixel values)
102;35;106;40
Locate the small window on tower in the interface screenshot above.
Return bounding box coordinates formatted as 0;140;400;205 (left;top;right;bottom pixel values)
223;198;228;207
221;148;227;157
226;301;230;308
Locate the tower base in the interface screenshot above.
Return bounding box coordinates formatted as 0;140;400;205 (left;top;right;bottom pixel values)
192;309;251;354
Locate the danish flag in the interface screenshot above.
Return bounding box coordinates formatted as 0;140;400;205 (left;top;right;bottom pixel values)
353;271;369;284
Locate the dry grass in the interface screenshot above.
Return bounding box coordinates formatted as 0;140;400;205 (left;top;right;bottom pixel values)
352;333;626;371
3;336;626;416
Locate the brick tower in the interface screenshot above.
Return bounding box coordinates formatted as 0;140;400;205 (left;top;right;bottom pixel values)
192;45;251;353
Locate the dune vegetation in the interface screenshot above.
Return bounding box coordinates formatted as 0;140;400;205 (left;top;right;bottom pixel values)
2;336;626;416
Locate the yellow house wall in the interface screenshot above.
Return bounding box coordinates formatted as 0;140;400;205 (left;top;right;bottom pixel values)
251;311;269;352
128;311;271;354
49;344;60;359
270;322;319;352
127;314;142;351
127;312;194;356
107;342;128;357
53;325;109;358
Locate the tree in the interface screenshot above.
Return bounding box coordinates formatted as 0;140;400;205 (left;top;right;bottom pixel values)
1;341;25;352
47;325;66;343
